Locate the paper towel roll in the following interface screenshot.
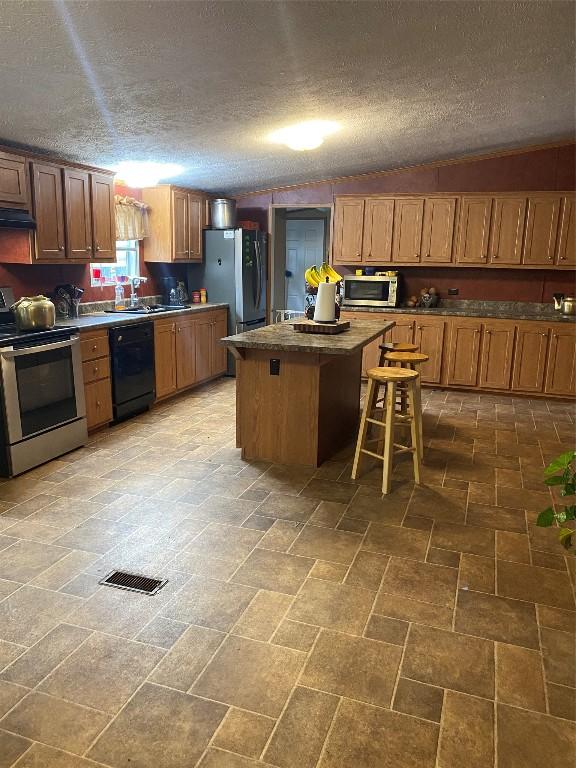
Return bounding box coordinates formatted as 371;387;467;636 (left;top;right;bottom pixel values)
313;281;337;322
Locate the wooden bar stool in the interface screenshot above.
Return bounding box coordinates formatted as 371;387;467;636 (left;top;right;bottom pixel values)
378;341;419;366
383;351;429;457
352;367;422;494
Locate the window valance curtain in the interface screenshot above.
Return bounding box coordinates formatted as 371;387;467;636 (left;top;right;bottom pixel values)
115;195;150;240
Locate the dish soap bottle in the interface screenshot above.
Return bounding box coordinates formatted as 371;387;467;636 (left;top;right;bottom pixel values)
114;284;126;310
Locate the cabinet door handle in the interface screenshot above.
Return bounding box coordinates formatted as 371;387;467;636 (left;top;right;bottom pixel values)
95;245;100;252
85;246;92;252
548;256;554;261
425;253;431;258
58;245;64;251
93;366;99;374
485;330;492;335
493;251;498;259
541;333;548;337
96;400;101;408
560;255;567;261
92;344;98;351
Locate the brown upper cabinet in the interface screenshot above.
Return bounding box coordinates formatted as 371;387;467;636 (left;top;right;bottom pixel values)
333;198;364;264
90;173;115;261
556;195;575;267
392;198;424;263
32;162;67;261
522;196;561;265
489;197;526;265
0;151;29;208
362;198;394;263
64;168;92;260
27;160;115;264
142;185;208;263
454;197;492;264
332;191;574;269
421;197;456;263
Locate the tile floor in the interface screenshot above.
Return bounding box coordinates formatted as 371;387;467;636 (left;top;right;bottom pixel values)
0;378;574;768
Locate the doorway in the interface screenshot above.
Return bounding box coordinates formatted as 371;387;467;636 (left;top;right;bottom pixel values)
270;206;332;318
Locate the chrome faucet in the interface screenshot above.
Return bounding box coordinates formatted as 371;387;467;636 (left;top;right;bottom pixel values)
130;276;147;308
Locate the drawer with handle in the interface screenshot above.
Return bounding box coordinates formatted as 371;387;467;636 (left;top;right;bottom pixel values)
82;356;110;384
81;332;109;362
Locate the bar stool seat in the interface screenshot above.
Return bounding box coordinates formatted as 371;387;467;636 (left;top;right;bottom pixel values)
352;366;422;494
378;341;418;366
383;351;430;367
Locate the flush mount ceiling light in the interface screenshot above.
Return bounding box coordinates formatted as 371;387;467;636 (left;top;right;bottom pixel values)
114;161;184;188
268;120;340;151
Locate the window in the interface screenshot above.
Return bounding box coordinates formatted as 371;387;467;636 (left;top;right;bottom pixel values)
90;240;140;287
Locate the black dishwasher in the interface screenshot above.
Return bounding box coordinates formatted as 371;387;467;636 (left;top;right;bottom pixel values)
109;322;155;421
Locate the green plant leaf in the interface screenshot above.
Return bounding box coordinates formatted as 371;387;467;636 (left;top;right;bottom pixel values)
544;475;566;486
565;506;576;521
545;451;576;475
558;528;574;550
537;508;555;527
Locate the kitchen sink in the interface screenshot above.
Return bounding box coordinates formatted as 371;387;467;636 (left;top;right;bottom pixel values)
105;304;190;315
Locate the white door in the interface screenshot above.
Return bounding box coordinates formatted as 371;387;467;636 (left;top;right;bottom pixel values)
285;219;325;311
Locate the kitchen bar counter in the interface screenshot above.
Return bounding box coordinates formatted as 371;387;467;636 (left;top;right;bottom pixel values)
56;303;228;331
223;319;394;467
222;318;393;355
341;300;576;323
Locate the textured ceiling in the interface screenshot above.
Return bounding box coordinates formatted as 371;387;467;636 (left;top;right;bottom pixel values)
0;1;574;194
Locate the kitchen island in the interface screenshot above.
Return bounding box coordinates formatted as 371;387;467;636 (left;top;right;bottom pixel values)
222;319;394;467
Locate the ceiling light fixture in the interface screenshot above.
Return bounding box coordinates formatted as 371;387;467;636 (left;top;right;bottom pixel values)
113;161;184;188
268;120;340;151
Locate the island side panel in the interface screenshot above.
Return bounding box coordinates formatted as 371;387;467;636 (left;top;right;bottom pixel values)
317;351;363;465
236;349;322;466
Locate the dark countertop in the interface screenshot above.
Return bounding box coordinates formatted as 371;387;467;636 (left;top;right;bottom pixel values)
222;319;395;355
341;302;576;323
56;303;228;331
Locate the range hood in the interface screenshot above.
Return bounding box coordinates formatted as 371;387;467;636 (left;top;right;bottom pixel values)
0;208;36;230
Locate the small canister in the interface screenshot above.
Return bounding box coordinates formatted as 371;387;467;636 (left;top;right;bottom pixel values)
192;291;201;304
200;288;207;303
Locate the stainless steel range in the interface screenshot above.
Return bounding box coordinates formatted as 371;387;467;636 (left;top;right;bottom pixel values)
0;287;87;476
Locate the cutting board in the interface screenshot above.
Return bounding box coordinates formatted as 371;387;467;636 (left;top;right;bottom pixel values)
292;319;350;334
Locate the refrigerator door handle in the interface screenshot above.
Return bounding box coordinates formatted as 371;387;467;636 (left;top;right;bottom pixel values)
254;238;262;310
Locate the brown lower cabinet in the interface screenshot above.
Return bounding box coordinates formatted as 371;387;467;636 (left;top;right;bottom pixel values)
155;308;228;401
512;324;549;392
545;327;576;397
80;329;113;430
479;322;515;390
447;320;482;386
341;309;575;398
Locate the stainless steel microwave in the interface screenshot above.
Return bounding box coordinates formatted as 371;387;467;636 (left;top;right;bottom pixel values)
342;275;400;307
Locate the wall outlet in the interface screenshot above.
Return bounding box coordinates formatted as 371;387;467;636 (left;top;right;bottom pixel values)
448;288;459;295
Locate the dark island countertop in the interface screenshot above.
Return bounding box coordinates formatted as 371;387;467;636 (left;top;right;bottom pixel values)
222;319;395;355
55;303;228;331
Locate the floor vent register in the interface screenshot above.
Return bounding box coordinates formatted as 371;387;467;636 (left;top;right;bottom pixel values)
99;570;168;596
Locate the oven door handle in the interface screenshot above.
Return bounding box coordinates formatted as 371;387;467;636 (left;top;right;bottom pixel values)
0;335;80;357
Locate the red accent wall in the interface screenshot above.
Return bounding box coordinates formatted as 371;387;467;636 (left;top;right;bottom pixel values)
0;183;187;302
237;143;576;303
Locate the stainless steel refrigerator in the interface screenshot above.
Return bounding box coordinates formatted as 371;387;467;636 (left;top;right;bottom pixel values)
191;228;267;374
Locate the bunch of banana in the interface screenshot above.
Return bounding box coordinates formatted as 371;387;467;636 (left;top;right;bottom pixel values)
319;262;342;283
305;262;342;287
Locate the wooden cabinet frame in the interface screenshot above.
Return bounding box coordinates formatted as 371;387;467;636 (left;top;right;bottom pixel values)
332;191;575;270
143;185;208;263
